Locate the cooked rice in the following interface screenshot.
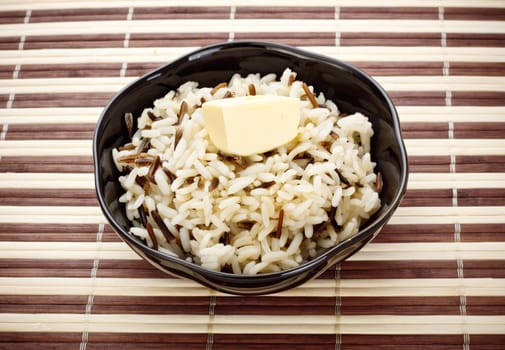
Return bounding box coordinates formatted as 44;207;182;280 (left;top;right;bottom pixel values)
112;68;381;275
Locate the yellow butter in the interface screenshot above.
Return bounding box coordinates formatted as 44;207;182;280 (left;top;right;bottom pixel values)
202;95;300;156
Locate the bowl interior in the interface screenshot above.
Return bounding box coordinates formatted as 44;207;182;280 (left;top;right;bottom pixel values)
94;41;408;291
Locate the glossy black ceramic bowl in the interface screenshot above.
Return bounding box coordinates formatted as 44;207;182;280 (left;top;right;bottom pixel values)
94;41;408;295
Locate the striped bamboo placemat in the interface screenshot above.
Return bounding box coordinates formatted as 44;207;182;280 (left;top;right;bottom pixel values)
1;1;504;349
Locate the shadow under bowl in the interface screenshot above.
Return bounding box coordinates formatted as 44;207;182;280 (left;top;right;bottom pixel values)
93;41;408;295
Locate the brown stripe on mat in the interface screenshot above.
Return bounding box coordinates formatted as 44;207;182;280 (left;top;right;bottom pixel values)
24;34;125;49
96;262;169;279
0;36;21;50
134;6;230;19
447;33;505;47
12;92;115;108
464;260;505;278
0;223;113;242
454;122;505;139
129;33;228;48
234;32;335;46
341;33;442;46
445;7;505;21
460;223;505;242
408;156;450;173
0;65;15;79
341;334;464;348
450;62;505;76
340;7;438;20
0;259;94;277
215;296;335;315
126;62;166;77
18;63;123;78
401;122;448;139
351;62;443;76
340;296;460;315
467;297;505;315
0;188;97;206
0;332;82;349
400;189;453;207
235;6;334;19
30;8;129;22
389;91;446;106
6;123;96;140
340;260;458;279
0;156;93;173
458;188;505;206
88;333;208;349
0;295;87;313
377;224;455;243
92;295;214;315
457;155;505;172
0;10;26;24
452;91;505;106
213;334;335;348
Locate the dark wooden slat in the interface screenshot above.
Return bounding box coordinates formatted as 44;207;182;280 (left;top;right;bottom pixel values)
0;188;97;206
92;295;212;315
0;156;93;173
458;188;505;206
24;34;124;49
12;92;114;108
454;122;505;139
341;33;441;46
0;65;15;79
6;123;96;140
341;260;458;279
215;296;335;315
401;122;448;139
18;63;122;78
377;224;455;243
0;37;21;50
0;223;117;242
389;91;446;106
444;7;505;21
408;156;451;173
30;8;129;22
341;334;464;347
0;295;87;313
460;223;505;242
463;260;505;278
235;6;334;19
400;189;453;207
467;297;505;315
126;62;165;77
340;7;438;19
452;91;505;106
129;33;228;48
352;62;443;76
234;32;335;46
340;296;460;315
457;155;505;172
0;10;26;24
133;6;230;19
447;33;505;47
450;62;505;76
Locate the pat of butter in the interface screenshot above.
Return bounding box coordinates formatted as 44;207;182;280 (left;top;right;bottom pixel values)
202;95;300;156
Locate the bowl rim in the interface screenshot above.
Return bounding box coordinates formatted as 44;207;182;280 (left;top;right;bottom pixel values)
93;40;409;282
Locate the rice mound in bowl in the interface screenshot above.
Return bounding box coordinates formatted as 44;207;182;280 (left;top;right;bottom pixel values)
112;68;382;275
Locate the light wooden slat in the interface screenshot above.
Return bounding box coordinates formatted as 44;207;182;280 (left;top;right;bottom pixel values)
1;0;505;11
1;172;504;190
1;47;504;65
0;277;503;297
1;313;504;334
2;19;504;37
1;241;504;261
2;76;505;94
2;139;504;157
1;106;505;125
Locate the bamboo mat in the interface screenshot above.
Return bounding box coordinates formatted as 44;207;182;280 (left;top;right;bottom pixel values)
1;1;505;349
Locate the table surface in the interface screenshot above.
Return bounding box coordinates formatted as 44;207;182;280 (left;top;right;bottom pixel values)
0;1;504;349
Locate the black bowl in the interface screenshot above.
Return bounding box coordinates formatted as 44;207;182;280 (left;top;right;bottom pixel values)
93;41;408;295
